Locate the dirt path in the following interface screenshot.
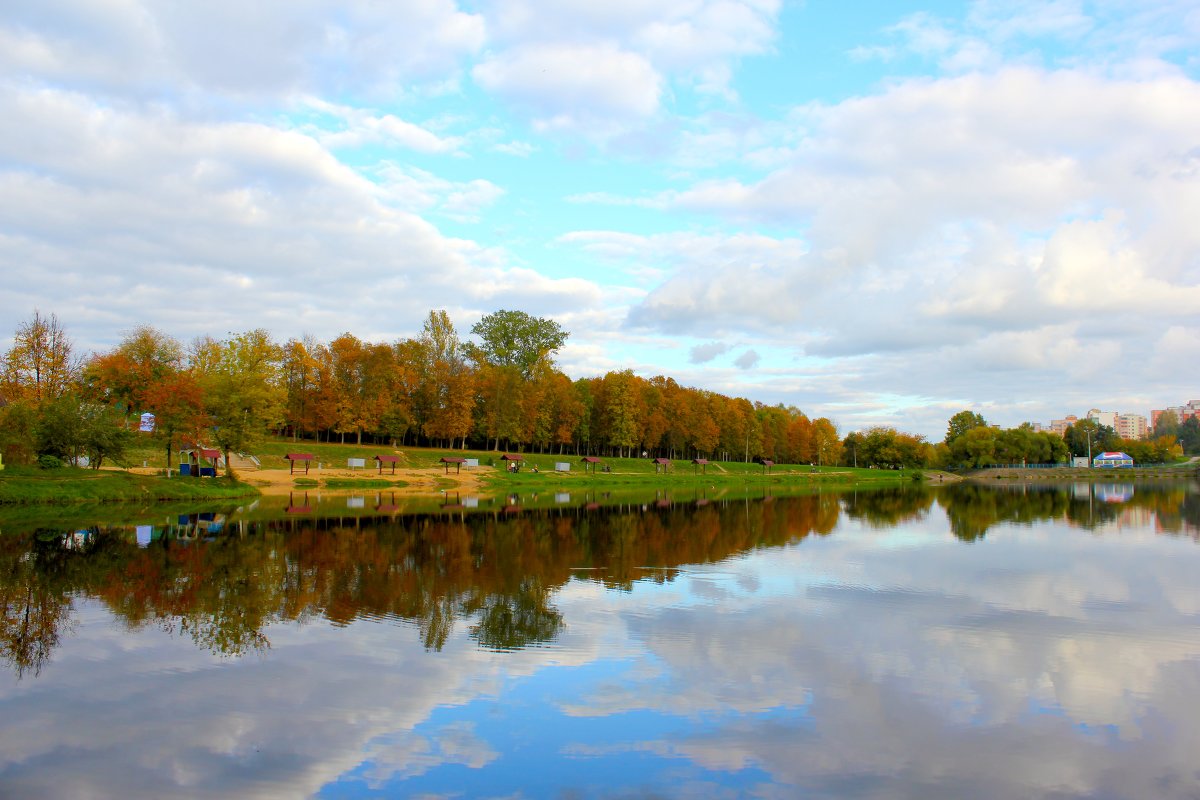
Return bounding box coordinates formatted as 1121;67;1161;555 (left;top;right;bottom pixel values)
123;464;491;496
244;465;488;496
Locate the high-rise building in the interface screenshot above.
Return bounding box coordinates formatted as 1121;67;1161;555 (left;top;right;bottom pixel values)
1152;401;1200;431
1049;415;1078;437
1116;414;1148;440
1087;408;1119;430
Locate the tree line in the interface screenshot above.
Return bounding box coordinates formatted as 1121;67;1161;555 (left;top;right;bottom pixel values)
0;309;843;471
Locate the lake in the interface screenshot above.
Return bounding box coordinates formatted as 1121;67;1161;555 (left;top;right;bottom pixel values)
2;480;1199;799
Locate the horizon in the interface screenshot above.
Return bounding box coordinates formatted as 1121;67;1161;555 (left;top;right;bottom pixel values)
2;1;1197;440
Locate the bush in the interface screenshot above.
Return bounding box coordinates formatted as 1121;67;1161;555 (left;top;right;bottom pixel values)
37;454;64;470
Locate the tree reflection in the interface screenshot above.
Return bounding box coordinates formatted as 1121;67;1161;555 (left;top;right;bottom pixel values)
841;487;936;527
1;482;1197;675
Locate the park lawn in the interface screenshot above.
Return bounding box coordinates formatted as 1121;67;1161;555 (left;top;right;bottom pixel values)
0;466;259;505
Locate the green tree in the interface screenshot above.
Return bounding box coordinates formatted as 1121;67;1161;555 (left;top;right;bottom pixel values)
1063;420;1116;458
1179;417;1200;455
468;310;568;379
945;410;988;445
195;330;284;476
1154;410;1180;439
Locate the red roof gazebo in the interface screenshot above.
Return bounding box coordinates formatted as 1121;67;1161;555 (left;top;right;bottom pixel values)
285;453;314;475
375;454;400;475
581;456;603;474
691;458;709;475
652;457;671;474
439;456;466;474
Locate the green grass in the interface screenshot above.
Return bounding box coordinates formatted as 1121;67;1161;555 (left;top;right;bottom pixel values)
0;465;259;505
322;478;409;489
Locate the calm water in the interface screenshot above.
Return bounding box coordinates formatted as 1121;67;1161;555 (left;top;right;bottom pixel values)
2;481;1200;799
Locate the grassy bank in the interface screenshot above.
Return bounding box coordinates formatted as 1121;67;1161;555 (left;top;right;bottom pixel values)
0;466;259;505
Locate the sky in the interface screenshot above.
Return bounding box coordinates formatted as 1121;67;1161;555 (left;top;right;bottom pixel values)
1;0;1198;439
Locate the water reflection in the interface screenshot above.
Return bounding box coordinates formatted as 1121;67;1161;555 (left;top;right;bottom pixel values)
0;493;836;673
2;482;1200;798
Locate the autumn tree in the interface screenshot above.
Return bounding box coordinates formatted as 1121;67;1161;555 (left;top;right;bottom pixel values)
193;330;284;476
468;310;568;452
420;312;474;448
1;311;78;405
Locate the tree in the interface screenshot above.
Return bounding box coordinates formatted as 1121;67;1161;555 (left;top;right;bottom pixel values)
949;425;998;468
945;410;988;445
812;418;841;465
195;330;284;477
34;394;133;468
468;310;568;379
1063;419;1116;458
1155;410;1180;439
420;311;474;448
1;311;78;405
1180;417;1200;455
468;310;568;452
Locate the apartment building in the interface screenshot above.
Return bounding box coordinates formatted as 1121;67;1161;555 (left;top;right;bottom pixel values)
1044;409;1149;440
1151;401;1200;430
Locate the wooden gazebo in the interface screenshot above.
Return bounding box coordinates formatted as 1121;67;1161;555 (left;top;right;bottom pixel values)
652;457;671;474
285;453;314;475
580;456;603;474
375;454;400;475
692;458;709;475
761;459;775;474
439;456;466;474
500;453;524;472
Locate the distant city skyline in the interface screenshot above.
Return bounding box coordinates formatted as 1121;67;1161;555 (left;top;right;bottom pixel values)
2;1;1198;440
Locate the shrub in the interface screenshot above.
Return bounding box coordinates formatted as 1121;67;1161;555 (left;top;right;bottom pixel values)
37;454;65;470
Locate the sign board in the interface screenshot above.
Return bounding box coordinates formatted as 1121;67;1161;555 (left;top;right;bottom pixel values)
346;496;365;508
347;458;366;469
555;462;571;472
1072;457;1089;468
138;412;156;432
465;458;479;467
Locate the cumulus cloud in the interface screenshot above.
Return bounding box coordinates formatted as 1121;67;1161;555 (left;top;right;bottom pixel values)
0;0;486;100
471;0;782;132
581;67;1200;429
0;87;598;352
689;341;731;364
473;43;664;128
734;349;760;369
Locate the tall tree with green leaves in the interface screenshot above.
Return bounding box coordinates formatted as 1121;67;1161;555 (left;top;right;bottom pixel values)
468;310;568;450
194;330;284;476
945;410;988;445
468;310;568;379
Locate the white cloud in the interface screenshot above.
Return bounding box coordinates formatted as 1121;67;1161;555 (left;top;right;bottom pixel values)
0;0;486;101
473;43;664;129
0;87;598;352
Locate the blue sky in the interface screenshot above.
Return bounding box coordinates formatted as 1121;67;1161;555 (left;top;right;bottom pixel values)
1;0;1198;437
